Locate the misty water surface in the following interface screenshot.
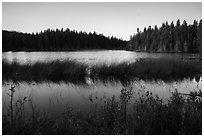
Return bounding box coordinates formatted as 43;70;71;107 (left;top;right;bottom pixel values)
2;50;200;65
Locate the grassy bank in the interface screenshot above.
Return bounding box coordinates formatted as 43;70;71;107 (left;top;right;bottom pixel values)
2;58;201;84
2;85;202;135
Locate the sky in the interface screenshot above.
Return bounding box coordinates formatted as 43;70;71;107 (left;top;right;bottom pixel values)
2;2;202;40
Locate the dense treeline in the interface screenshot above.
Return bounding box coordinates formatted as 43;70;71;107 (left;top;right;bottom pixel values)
2;19;202;53
2;28;127;51
128;19;202;53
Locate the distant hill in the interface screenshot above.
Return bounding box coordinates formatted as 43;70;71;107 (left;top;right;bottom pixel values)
2;19;202;53
128;19;202;53
2;29;127;51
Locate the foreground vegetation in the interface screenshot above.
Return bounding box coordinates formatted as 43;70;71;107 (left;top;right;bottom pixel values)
2;85;202;135
3;58;201;84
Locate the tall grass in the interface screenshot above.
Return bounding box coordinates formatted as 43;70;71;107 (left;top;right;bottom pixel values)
2;58;201;84
90;58;201;83
3;59;87;84
2;84;202;135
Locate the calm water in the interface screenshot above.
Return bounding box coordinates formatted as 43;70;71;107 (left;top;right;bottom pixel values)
2;78;202;117
2;50;200;65
2;50;202;117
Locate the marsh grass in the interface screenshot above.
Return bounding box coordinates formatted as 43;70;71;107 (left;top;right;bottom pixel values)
3;59;87;84
2;57;202;134
2;85;202;135
90;58;201;83
2;58;201;84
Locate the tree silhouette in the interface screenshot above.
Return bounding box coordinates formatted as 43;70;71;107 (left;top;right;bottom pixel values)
2;28;127;51
128;19;202;53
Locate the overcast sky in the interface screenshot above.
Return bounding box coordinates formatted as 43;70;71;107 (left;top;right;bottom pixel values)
2;2;202;40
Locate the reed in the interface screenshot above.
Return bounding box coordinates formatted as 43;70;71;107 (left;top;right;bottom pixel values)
90;58;201;83
2;58;201;84
3;59;87;84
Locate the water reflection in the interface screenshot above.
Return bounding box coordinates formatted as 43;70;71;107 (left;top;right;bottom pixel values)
2;77;201;118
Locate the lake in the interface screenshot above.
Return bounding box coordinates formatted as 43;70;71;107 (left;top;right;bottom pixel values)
2;50;202;117
2;50;200;65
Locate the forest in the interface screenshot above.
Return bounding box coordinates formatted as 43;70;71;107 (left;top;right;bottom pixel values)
2;19;202;53
2;29;127;51
128;19;202;53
